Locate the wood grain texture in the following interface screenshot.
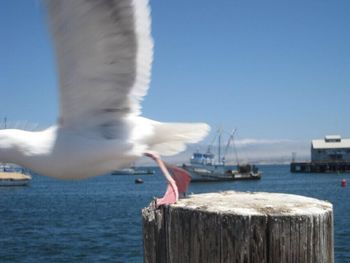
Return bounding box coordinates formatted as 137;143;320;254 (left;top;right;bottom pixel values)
142;191;334;263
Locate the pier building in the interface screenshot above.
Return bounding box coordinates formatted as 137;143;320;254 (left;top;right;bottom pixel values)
291;135;350;173
311;135;350;162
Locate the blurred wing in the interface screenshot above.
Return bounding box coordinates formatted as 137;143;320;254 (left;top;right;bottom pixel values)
46;0;153;131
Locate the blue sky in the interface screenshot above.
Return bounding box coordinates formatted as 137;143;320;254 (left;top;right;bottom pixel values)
0;0;349;158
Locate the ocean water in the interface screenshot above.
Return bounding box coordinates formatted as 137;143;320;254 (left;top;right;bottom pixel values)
0;165;349;262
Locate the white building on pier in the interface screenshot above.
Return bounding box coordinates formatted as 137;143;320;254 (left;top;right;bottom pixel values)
311;135;350;162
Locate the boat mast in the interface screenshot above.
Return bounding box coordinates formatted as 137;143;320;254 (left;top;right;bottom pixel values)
232;130;240;166
223;129;239;166
218;132;221;165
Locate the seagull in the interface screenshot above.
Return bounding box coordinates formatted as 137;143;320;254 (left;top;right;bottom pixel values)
0;0;209;205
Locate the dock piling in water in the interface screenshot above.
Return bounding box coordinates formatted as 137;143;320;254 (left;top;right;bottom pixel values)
142;191;333;263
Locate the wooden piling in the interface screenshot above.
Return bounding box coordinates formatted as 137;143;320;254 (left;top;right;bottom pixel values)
142;191;333;263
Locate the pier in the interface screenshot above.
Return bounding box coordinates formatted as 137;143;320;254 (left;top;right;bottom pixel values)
142;191;333;263
291;135;350;173
291;161;350;173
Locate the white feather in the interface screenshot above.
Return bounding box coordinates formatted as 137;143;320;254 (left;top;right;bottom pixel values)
46;0;153;131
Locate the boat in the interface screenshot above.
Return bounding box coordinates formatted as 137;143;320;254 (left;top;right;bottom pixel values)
182;129;262;182
182;161;261;182
134;178;144;184
0;164;32;186
0;120;32;186
111;167;155;175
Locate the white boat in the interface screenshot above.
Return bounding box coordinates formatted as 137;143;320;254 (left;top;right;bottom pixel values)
182;129;262;182
0;121;32;186
182;153;261;182
111;167;155;175
0;164;31;186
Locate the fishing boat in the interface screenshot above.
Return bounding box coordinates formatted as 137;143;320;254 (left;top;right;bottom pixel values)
111;167;155;175
182;129;262;182
0;164;32;186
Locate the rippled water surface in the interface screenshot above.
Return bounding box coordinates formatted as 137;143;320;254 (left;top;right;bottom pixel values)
0;165;349;262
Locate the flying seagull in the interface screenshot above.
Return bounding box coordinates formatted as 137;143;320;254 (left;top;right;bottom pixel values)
0;0;209;205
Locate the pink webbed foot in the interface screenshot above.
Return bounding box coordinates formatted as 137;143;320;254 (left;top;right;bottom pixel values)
144;152;191;207
164;164;191;197
156;164;191;206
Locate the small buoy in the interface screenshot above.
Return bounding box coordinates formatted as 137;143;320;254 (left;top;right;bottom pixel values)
135;178;144;184
341;179;347;187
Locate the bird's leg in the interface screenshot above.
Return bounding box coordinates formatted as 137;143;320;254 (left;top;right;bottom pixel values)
145;152;178;206
144;152;191;207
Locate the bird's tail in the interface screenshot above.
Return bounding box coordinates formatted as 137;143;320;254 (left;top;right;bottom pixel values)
148;122;210;156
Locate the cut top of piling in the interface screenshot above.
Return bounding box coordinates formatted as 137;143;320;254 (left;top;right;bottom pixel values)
173;191;332;216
